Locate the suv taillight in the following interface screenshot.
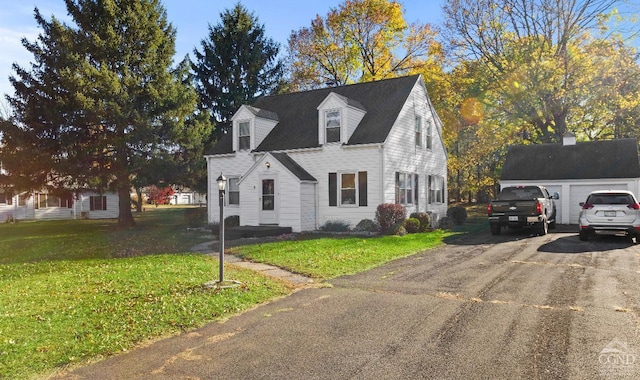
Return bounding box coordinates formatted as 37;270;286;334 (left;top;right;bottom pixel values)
582;203;594;209
487;203;492;215
535;201;543;215
628;203;640;210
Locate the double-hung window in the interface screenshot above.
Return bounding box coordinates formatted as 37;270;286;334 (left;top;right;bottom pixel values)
340;173;356;205
238;121;250;150
228;177;240;205
329;171;367;206
428;175;445;204
395;172;416;205
90;195;107;211
426;120;432;149
325;109;341;143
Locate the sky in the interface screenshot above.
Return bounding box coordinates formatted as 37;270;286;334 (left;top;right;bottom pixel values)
0;0;444;101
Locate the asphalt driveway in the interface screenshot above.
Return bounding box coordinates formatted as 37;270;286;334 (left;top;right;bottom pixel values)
51;227;640;379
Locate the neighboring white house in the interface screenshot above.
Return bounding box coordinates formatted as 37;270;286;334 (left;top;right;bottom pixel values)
0;190;119;221
169;188;206;205
499;135;640;224
204;75;448;232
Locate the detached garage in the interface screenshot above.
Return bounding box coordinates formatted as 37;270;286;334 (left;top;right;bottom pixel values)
499;135;640;225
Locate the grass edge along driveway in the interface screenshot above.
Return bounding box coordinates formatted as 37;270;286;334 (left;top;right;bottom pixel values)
229;229;456;280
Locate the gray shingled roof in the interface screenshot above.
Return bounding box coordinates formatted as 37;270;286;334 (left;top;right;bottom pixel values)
208;75;420;155
246;106;279;121
271;152;316;182
501;138;640;180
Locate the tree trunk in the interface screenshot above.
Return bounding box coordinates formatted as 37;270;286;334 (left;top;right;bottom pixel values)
117;186;135;228
136;187;143;212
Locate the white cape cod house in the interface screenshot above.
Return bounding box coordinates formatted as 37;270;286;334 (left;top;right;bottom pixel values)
205;75;448;232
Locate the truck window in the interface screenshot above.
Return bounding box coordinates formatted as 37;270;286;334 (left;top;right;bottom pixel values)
497;187;544;200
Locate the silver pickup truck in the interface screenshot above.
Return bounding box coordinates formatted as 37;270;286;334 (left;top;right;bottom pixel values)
487;185;559;235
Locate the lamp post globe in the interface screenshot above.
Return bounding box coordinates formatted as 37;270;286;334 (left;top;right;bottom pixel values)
216;174;226;192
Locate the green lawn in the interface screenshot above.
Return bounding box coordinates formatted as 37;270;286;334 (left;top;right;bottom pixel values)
0;207;290;379
230;230;455;280
0;205;484;379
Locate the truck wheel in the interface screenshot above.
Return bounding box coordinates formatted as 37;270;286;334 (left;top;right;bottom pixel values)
490;223;501;235
538;220;548;236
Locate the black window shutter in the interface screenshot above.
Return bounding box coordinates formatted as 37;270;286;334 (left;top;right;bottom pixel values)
102;196;107;210
90;197;95;211
414;174;419;206
329;173;337;206
395;172;400;203
358;171;367;206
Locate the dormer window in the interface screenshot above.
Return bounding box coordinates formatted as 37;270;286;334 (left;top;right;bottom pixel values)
238;121;251;150
325;109;341;143
415;116;422;147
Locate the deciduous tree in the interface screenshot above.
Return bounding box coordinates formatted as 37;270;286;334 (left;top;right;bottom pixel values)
287;0;440;90
443;0;639;143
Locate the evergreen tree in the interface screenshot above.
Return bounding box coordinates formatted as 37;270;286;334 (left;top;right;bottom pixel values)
192;4;284;143
1;0;203;227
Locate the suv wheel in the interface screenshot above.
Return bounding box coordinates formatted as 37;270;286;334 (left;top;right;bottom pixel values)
490;223;501;235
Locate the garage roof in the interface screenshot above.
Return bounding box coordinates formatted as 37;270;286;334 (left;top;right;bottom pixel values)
501;138;640;180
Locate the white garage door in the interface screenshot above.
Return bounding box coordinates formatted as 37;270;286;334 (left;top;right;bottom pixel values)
569;184;628;224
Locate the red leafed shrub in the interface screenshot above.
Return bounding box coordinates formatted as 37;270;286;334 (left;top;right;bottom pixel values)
376;203;406;235
147;185;175;206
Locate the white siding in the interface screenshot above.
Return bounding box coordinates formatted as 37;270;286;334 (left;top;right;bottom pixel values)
207;152;258;224
0;191;118;221
170;191;206;205
346;106;366;141
254;117;278;149
0;194;35;221
300;182;317;231
382;81;448;221
231;108;255;152
317;96;344;144
238;156;315;232
75;192;119;220
290;145;383;228
277;172;302;230
317;93;364;144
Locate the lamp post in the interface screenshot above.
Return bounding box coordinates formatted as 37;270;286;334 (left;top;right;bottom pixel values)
216;173;226;283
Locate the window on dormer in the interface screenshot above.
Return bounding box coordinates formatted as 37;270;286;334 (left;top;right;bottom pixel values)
325;109;341;143
238;121;250;150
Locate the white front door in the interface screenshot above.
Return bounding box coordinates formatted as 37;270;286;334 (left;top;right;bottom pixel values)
259;177;278;225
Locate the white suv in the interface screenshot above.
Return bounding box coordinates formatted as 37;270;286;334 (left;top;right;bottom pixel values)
578;190;640;242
